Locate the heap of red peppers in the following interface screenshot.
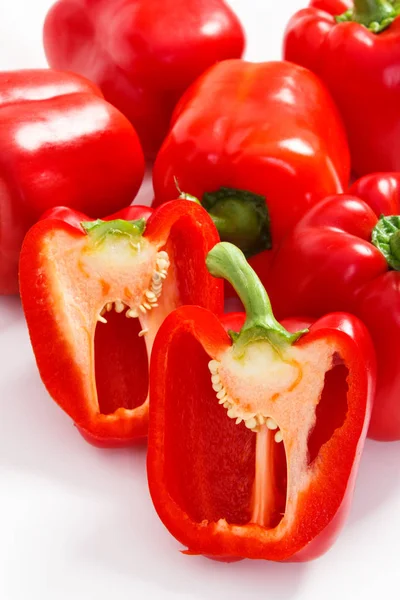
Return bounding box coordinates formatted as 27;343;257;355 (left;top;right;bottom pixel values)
1;0;400;564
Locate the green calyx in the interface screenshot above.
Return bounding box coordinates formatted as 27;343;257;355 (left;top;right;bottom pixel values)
371;215;400;270
202;187;271;258
206;242;307;356
81;218;146;246
335;0;400;33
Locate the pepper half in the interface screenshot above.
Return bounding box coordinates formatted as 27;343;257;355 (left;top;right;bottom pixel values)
20;201;223;447
147;243;375;561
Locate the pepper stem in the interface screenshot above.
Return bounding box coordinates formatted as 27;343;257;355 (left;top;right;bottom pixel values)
81;219;146;246
206;242;307;354
202;187;272;257
390;230;400;263
371;215;400;270
336;0;399;32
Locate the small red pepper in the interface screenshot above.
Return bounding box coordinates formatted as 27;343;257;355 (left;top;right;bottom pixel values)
153;59;350;283
0;69;145;295
284;0;400;176
148;242;375;561
20;201;223;447
43;0;245;159
266;172;400;440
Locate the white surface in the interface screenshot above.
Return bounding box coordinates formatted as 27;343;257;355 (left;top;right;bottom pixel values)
1;1;400;598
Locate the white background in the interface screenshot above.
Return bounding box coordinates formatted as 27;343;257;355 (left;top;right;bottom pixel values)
1;1;400;598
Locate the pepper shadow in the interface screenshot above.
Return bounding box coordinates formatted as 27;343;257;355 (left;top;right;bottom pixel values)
75;496;307;600
0;332;148;497
0;296;23;333
347;438;400;528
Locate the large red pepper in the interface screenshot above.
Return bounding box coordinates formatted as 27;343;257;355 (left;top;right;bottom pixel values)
19;201;223;447
153;60;350;283
266;172;400;441
284;0;400;176
147;242;375;561
0;69;145;296
43;0;245;159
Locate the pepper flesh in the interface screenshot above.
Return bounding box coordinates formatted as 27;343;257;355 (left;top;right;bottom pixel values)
0;69;145;295
153;60;350;282
20;202;223;447
147;243;375;561
43;0;245;159
284;0;400;175
266;173;400;440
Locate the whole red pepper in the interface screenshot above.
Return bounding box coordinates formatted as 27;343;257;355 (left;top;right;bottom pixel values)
284;0;400;176
153;60;350;283
266;172;400;441
148;242;375;561
43;0;245;159
20;201;223;447
0;69;145;296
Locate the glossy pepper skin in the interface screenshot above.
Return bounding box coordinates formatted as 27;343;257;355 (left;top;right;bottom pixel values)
43;0;245;159
148;243;375;562
349;171;400;214
284;0;400;176
153;60;350;280
19;201;223;448
266;172;400;441
0;69;145;296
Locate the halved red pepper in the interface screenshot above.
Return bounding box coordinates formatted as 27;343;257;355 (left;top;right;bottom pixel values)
20;201;223;447
43;0;245;159
153;60;350;283
0;69;145;295
266;173;400;440
147;243;375;561
284;0;400;176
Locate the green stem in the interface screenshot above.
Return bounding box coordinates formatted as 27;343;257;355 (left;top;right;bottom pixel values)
206;242;307;354
336;0;399;32
371;215;400;270
202;187;272;258
81;219;146;246
354;0;396;24
390;230;400;262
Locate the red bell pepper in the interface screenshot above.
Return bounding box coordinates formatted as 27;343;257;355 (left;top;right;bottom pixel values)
152;59;350;283
19;201;223;447
148;242;375;561
0;69;145;296
284;0;400;176
266;172;400;440
43;0;245;159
